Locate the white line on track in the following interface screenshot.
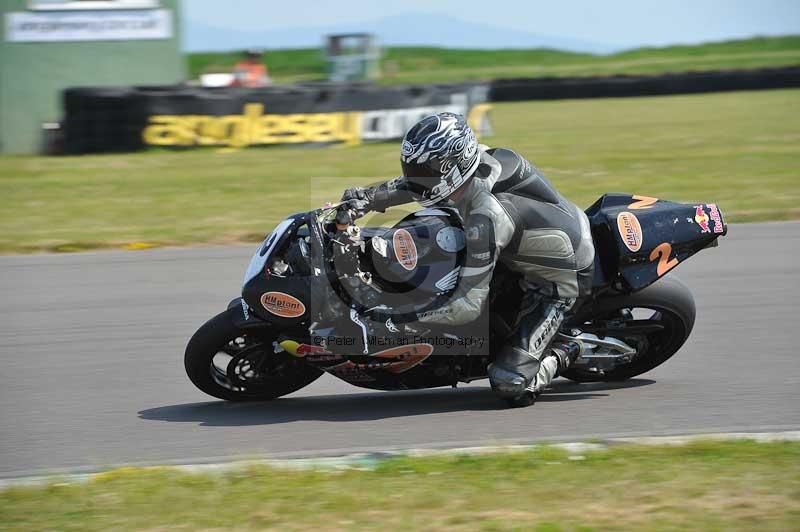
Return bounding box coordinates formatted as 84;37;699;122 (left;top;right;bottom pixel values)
2;430;798;489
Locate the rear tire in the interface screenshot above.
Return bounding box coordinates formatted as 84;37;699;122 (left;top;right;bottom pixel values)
562;275;695;382
185;308;323;401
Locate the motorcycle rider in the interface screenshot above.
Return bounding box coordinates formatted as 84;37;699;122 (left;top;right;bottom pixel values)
341;112;594;406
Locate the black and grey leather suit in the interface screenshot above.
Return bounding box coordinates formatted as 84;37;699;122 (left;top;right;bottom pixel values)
361;146;594;396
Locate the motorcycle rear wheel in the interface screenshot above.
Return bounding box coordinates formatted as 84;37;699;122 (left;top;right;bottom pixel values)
184;308;323;401
562;275;695;383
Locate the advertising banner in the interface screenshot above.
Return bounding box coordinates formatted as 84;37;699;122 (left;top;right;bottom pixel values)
5;9;172;43
62;84;491;154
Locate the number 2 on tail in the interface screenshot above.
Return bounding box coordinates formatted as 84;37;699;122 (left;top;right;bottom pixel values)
628;195;658;209
650;243;679;276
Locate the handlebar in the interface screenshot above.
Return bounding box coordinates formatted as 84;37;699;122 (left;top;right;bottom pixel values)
318;201;363;234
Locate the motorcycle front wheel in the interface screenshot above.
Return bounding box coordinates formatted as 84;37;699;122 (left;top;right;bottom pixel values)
184;308;323;401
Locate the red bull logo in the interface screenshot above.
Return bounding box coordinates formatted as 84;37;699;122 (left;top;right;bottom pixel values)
695;205;711;233
296;344;331;356
708;203;724;234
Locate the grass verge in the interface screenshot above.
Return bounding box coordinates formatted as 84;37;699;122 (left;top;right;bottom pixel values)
2;440;799;531
1;89;798;253
187;36;800;85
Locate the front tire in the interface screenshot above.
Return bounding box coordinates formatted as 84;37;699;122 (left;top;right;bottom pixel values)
184;308;323;401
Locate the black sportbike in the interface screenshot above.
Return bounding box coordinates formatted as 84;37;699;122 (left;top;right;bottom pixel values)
185;192;726;405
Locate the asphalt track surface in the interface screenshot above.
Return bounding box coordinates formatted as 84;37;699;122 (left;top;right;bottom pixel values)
1;222;798;478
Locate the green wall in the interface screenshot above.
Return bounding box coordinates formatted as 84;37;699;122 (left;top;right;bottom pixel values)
0;0;185;154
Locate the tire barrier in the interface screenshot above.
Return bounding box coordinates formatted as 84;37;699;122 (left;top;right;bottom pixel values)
62;67;800;154
488;66;800;102
62;83;491;154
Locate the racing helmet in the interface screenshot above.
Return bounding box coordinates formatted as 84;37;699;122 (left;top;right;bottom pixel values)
400;113;480;207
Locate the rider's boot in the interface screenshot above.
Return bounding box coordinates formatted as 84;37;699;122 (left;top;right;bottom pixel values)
550;341;581;376
489;297;571;407
497;340;580;408
528;340;581;394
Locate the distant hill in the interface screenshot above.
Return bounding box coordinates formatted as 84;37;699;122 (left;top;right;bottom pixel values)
187;35;800;85
185;12;618;54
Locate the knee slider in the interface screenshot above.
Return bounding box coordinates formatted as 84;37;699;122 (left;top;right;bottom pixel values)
488;346;541;398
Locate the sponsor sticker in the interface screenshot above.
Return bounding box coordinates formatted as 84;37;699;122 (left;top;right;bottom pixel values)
694;205;711;233
707;203;724;234
305;353;344;363
372;344;434;373
371;235;388;257
295;343;331;356
435;226;466;252
326;361;376;382
616;211;643;252
393;228;418;270
434;267;461;292
260;291;306;318
325;344;434;382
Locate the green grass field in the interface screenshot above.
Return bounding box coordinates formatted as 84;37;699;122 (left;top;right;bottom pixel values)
1;89;798;254
188;36;800;85
2;441;799;531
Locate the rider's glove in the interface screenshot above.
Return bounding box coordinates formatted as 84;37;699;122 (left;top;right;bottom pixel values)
335;199;370;226
341;187;375;210
346;198;370;217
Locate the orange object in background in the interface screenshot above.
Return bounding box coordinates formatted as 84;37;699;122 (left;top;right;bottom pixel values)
231;49;271;87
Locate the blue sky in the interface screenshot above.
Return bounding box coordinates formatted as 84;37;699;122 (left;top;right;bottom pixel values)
182;0;800;52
